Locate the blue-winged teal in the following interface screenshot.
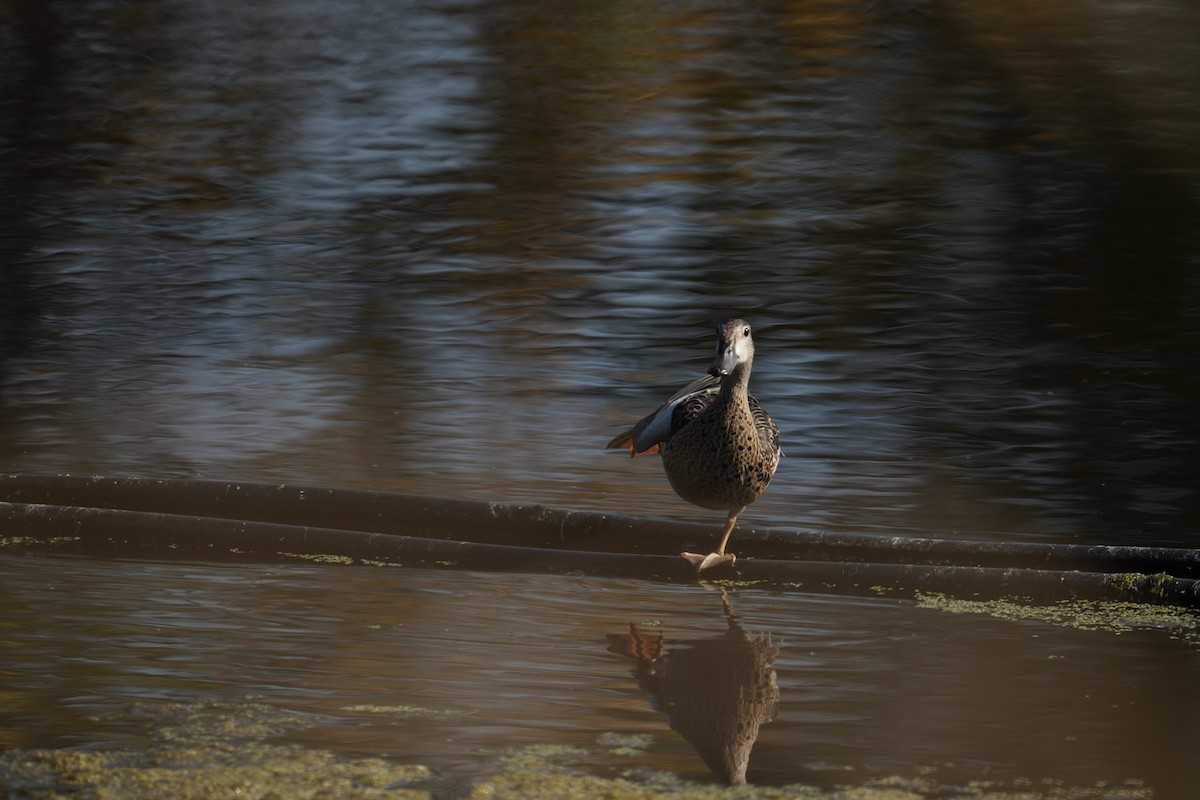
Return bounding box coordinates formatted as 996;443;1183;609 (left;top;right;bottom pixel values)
608;319;781;571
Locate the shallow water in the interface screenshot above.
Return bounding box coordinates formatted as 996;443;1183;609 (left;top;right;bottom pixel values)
1;0;1199;795
2;554;1197;796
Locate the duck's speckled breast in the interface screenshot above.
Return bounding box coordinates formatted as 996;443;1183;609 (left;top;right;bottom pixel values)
661;389;779;512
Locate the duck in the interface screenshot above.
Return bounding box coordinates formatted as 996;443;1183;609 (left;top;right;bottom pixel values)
607;319;781;571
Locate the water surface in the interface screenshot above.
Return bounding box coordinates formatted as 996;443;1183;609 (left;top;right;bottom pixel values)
2;554;1196;796
1;0;1199;795
1;0;1198;546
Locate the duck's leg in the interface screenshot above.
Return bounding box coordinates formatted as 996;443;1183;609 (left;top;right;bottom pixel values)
680;508;741;572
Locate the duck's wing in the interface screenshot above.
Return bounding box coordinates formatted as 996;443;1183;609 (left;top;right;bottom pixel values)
748;394;783;460
607;374;720;457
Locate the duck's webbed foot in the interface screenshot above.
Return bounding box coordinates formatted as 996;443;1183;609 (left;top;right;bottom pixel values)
680;551;737;572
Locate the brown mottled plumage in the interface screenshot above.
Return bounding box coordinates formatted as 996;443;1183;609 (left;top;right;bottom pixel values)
607;319;781;571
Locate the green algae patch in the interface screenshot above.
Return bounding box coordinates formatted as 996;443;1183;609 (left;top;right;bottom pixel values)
1103;572;1175;600
0;744;430;800
0;700;431;800
468;745;1150;800
0;534;81;548
597;732;656;757
468;765;828;800
468;766;1152;800
496;743;593;774
709;579;769;591
136;700;312;745
276;551;357;565
471;768;656;799
915;593;1200;644
360;558;407;568
342;703;467;717
0;743;432;800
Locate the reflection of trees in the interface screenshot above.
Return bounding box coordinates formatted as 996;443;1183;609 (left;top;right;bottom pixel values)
607;587;779;785
0;0;1196;539
872;3;1200;543
0;3;62;371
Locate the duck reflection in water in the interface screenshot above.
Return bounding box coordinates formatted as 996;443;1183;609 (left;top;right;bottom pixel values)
606;586;780;785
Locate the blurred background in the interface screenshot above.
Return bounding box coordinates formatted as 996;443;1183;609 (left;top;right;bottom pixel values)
2;0;1198;547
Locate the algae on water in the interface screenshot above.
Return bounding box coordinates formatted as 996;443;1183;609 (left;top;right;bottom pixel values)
467;742;1153;800
0;702;1158;800
914;593;1200;645
0;700;431;800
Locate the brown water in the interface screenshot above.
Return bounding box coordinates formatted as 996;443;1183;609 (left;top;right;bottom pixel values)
1;0;1199;795
2;553;1197;797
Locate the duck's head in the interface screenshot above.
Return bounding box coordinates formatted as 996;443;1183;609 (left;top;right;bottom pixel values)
708;318;755;377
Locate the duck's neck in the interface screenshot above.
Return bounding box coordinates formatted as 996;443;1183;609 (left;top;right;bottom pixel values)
718;362;752;405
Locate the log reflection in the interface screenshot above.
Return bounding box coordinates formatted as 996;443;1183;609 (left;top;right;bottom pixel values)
607;587;779;785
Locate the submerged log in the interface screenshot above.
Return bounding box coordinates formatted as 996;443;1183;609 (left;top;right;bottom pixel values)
1;474;1197;607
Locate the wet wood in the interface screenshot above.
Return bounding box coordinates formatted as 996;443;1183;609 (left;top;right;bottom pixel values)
2;474;1197;607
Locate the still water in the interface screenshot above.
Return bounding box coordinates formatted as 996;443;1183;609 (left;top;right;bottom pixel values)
2;553;1198;796
1;0;1199;795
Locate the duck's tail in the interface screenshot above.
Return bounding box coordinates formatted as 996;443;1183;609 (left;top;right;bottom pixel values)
606;429;661;457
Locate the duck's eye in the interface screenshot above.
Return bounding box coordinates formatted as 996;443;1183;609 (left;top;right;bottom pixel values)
742;326;751;337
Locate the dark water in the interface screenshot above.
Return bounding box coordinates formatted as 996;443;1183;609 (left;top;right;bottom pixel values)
1;0;1198;546
1;0;1199;795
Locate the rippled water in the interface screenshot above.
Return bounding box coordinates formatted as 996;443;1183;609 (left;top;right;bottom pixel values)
1;0;1198;546
2;554;1197;796
1;0;1199;795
